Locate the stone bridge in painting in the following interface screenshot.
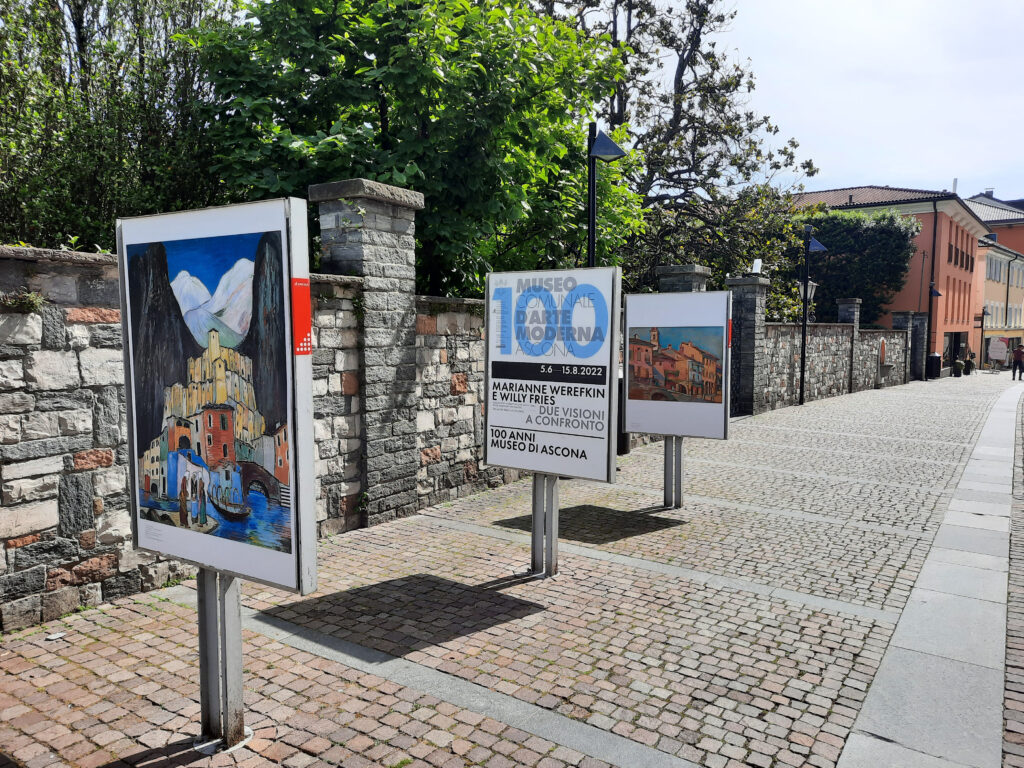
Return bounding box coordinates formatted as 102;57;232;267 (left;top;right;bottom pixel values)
239;461;283;503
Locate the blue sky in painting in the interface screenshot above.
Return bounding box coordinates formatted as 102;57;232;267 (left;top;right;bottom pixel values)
127;232;264;293
631;326;723;359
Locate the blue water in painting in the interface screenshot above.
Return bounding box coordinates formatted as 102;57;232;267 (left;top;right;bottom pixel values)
208;490;292;553
140;490;292;553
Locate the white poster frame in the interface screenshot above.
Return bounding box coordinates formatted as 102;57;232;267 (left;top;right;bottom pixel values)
484;267;620;483
624;291;731;439
117;199;316;594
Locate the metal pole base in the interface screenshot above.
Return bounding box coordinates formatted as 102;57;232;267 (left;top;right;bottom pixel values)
198;568;245;748
193;726;254;756
663;436;683;509
531;473;560;577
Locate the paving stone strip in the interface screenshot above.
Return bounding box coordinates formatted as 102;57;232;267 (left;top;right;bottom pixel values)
424;515;900;624
836;383;1022;768
1003;394;1024;768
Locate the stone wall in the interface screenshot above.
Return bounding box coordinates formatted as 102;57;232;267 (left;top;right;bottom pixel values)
758;324;910;411
310;274;364;537
0;208;518;630
763;324;853;411
855;330;908;392
0;246;195;632
415;297;522;508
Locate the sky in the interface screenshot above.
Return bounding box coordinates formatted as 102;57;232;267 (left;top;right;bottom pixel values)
713;0;1024;200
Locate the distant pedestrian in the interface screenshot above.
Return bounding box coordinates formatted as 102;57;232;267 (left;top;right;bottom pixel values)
1013;345;1024;380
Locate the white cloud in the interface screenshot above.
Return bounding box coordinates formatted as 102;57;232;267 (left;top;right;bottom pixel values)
715;0;1024;197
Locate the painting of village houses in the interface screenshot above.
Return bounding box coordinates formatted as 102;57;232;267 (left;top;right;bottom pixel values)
126;230;293;554
628;326;725;404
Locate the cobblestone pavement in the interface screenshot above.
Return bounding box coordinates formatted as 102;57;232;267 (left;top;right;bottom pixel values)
0;374;1016;768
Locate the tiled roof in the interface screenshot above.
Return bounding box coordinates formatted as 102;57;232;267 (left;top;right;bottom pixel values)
977;237;1024;260
965;194;1024;223
792;185;953;208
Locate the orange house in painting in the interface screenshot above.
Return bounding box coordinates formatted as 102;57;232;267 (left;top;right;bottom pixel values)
793;186;991;367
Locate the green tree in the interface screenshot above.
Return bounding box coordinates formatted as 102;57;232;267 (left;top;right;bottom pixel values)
535;0;816;295
0;0;227;250
794;209;922;326
191;0;644;296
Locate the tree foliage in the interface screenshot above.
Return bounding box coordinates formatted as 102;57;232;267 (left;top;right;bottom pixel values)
536;0;816;299
795;209;922;326
191;0;645;296
0;0;227;250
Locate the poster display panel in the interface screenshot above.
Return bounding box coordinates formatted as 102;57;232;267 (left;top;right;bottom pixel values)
485;267;620;482
625;291;731;439
117;199;315;593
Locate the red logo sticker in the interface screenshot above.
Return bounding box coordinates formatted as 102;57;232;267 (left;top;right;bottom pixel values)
291;278;312;356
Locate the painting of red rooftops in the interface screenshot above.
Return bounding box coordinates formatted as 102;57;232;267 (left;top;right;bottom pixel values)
628;326;724;404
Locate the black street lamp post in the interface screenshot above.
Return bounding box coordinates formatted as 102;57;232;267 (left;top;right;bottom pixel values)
799;225;825;405
586;122;626;268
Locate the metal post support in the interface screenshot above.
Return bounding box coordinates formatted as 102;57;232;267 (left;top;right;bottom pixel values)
663;437;683;508
663;438;674;508
197;569;221;741
196;568;248;753
544;475;559;577
219;575;245;747
531;474;545;573
530;473;560;577
673;436;683;507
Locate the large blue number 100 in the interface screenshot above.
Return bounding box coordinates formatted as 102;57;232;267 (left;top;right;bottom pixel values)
493;283;608;359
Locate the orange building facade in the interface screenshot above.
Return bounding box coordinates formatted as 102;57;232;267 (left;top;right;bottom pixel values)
794;187;991;366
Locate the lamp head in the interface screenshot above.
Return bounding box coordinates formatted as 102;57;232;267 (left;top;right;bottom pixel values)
589;130;627;163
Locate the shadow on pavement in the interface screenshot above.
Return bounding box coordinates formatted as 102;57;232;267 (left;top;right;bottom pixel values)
95;737;202;767
263;573;545;656
493;503;687;545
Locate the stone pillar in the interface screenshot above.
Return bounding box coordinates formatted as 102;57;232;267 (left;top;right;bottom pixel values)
891;311;914;383
309;179;425;526
725;275;770;416
836;298;861;393
656;264;711;293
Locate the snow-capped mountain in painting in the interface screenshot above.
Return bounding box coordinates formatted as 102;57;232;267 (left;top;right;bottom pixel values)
170;271;211;314
170;259;254;347
205;258;254;335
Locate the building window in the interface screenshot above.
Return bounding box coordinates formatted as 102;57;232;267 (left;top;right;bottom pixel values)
277;457;283;467
208;414;213;428
220;414;228;430
207;434;212;446
222;444;228;458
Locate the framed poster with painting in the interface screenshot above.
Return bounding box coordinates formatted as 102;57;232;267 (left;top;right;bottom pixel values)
117;199;316;593
624;291;731;439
